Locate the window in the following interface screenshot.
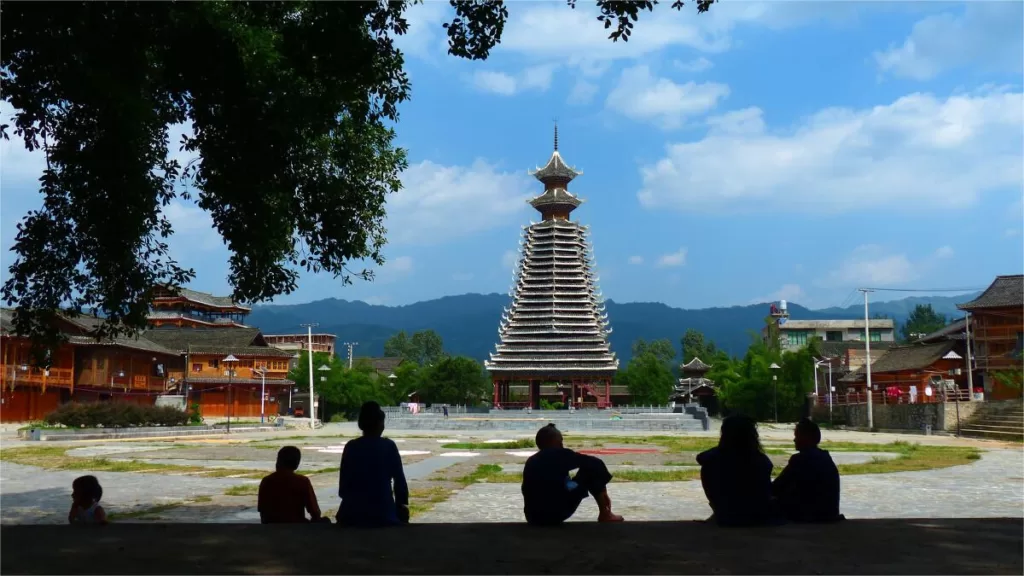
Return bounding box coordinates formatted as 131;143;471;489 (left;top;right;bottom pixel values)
240;360;254;369
787;331;808;347
210;359;220;369
192;363;202;373
825;331;843;342
869;329;883;342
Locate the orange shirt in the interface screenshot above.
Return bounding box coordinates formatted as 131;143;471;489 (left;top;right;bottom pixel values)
257;470;321;523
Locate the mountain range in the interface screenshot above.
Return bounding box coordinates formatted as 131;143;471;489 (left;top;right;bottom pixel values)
246;292;979;365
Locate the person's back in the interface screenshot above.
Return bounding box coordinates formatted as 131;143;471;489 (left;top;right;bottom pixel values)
337;402;409;527
773;419;842;523
697;446;774;526
258;446;322;524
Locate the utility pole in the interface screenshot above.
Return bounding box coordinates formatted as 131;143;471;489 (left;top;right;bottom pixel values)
859;288;874;430
343;342;359;369
301;323;318;430
964;312;975;402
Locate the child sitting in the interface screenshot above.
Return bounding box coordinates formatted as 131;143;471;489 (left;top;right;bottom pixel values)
258;446;328;523
68;475;108;525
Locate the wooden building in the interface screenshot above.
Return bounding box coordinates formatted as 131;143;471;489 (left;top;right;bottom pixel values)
148;286;250;329
263;333;337;358
838;340;969;403
672;357;718;414
485;132;620;409
958;275;1023;401
1;311;180;422
143;328;295;418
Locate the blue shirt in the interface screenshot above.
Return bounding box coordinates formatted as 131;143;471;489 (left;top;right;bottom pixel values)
337;436;409;527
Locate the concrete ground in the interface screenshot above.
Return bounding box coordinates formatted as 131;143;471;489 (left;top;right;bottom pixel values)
2;519;1022;575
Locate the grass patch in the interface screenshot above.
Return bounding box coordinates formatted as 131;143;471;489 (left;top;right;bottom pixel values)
565;435;718;454
409;486;454;517
300;466;340;476
0;446;270;479
107;495;211;521
614;469;701;482
663;460;694;467
440;439;535;450
835;443;982;476
224;484;260;496
455;464;520;485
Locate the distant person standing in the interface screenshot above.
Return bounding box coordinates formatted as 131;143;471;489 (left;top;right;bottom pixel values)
258;446;327;523
772;418;843;523
442;405;449;419
337;401;410;526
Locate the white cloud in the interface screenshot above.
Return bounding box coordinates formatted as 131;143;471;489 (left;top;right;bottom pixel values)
502;249;519;271
628;255;644;265
674;57;714;73
386;160;532;245
163;201;222;252
606;65;729;129
656;247;687;268
875;3;1023;81
638;89;1024;213
933;245;954;259
376;255;414;284
821;245;917;288
567;79;599;106
471;64;559;96
394;0;451;61
750;283;806;305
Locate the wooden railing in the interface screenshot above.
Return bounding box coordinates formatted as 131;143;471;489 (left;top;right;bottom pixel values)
819;389;971;407
0;365;74;387
974;325;1021;341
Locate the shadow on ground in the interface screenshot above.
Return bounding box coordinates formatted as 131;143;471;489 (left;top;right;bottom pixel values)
2;518;1021;575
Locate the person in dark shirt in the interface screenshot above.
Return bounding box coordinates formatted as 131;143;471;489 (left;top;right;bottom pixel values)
772;418;844;523
337;401;409;527
521;423;624;525
258;446;327;524
697;415;779;527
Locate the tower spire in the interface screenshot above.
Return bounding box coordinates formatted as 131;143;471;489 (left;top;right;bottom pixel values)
553;120;558;151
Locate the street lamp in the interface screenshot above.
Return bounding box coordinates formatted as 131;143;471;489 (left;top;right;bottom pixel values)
223;354;239;433
814;357;834;423
388;373;397;388
769;363;781;423
317;364;331;425
254;367;268;424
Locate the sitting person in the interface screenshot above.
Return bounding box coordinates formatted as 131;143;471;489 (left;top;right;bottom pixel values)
772;418;844;523
697;415;778;527
336;401;409;527
68;475;108;525
257;446;328;523
521;423;624;526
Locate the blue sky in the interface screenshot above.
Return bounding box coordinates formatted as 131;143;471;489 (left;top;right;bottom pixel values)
2;1;1022;311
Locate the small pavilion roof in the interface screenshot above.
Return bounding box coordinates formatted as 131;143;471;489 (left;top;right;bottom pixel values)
957;275;1023;310
680;357;712;372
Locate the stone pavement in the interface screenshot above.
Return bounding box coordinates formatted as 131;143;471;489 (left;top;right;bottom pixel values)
417;450;1024;523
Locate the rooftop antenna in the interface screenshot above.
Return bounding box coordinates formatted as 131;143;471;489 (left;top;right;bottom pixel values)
553;118;558;151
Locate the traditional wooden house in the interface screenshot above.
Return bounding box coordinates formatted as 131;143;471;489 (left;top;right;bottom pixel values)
672;357;718;414
1;310;180;422
147;286;250;329
957;275;1023;401
142;328;295;418
838;340;969;403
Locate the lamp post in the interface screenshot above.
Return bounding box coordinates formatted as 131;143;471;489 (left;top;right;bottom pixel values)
300;323;319;430
815;358;833;423
317;364;331;424
769;363;781;423
223;354;239;433
254;367;267;424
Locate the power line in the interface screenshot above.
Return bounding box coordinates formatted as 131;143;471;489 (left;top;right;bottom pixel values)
859;287;983;293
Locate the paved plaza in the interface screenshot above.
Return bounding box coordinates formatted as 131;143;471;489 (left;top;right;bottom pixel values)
1;425;1021;525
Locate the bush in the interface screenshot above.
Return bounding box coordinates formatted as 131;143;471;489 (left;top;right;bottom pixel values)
188;402;203;425
44;402;190;428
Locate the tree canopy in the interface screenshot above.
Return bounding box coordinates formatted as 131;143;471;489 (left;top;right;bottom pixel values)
620;349;676;405
682;328;718;363
383;329;444;365
900;304;948;342
631;338;676;366
1;0;718;361
419;355;489;405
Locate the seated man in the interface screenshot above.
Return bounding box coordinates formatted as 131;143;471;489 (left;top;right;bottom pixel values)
772;418;844;523
337;401;409;527
521;423;624;526
257;446;328;524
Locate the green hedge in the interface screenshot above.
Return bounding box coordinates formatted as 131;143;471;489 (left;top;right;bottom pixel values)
44;402;190;428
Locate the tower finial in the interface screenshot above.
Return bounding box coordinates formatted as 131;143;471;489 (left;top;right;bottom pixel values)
553;120;558;151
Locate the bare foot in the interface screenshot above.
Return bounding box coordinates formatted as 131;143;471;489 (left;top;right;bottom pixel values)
598;512;625;523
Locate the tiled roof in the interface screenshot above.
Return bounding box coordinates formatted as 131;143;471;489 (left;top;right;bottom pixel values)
917;318;968;343
187;377;294;386
818;341;896;358
958;275;1024;310
840;341;958;381
66;334;176;356
680;357;712;372
187;345;294;358
142;327;263;353
155;286;251;311
362;357;404;375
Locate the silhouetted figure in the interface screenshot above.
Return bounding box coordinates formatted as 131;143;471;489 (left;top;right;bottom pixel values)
522;423;624;525
772;418;844;523
258;446;328;523
443;405;449;419
697;415;778;527
69;475;107;525
337;401;409;527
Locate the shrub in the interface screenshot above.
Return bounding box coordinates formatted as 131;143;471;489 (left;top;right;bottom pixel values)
44;402;190;428
188;403;203;425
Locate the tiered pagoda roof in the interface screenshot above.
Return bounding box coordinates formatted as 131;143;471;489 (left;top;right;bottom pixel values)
485;130;618;378
148;286;250;328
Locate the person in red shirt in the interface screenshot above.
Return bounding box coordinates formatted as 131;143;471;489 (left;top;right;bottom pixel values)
257;446;328;523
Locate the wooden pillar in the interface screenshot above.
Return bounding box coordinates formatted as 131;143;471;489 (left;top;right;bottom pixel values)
528;379;533;409
605;378;610;408
492;379;499;406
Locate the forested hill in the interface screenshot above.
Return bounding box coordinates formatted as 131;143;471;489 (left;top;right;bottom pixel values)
246;292;979;364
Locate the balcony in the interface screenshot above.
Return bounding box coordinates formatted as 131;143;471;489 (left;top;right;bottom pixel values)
973;325;1021;342
0;365;74;388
